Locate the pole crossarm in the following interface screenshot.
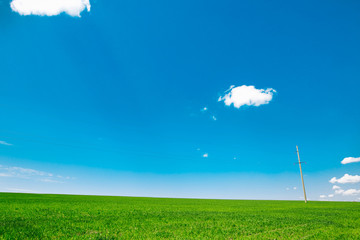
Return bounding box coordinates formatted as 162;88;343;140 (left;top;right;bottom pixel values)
294;162;307;165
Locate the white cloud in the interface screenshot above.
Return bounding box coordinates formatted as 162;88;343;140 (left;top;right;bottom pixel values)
201;107;208;112
0;140;12;146
10;0;91;17
342;189;360;196
328;194;334;198
319;195;326;198
334;187;360;196
212;115;217;121
335;189;344;195
332;185;341;190
202;153;208;158
293;187;297;190
329;174;360;184
341;157;360;165
218;85;276;108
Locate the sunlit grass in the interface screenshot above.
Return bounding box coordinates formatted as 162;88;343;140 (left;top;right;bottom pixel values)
1;193;359;239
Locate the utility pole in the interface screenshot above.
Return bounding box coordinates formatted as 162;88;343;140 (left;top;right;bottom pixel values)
296;145;307;203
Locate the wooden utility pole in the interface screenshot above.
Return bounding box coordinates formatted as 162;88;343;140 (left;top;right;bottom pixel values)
296;145;307;203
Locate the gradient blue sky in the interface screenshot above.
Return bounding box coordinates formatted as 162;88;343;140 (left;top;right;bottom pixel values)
1;0;360;200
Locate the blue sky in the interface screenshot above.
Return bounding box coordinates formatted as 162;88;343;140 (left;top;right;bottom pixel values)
1;0;360;200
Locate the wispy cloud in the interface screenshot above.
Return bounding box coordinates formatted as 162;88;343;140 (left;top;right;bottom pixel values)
10;0;91;17
5;188;35;193
0;140;12;146
329;174;360;184
341;157;360;165
218;85;276;109
0;165;72;183
332;185;341;190
202;153;208;158
40;178;64;183
0;166;50;178
0;173;12;177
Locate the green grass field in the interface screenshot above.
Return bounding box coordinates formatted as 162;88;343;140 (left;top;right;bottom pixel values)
1;193;359;239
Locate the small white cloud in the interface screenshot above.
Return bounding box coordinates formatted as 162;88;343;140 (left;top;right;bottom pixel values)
202;153;208;158
330;174;360;184
10;0;91;17
328;194;334;198
320;195;327;198
212;115;217;121
218;85;276;109
293;187;297;190
0;140;12;146
201;107;208;111
341;157;360;165
332;185;341;190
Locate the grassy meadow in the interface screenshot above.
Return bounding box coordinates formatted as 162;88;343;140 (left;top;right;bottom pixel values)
1;192;360;239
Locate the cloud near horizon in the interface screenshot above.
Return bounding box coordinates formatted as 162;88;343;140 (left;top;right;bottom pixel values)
10;0;91;17
341;157;360;165
334;188;360;196
218;85;276;108
329;174;360;184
